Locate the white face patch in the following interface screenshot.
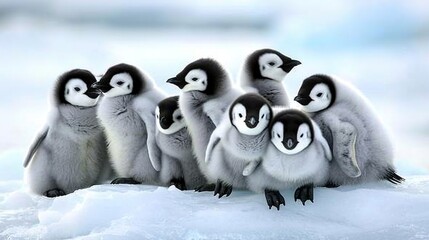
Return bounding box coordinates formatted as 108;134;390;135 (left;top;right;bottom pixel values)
182;69;208;92
64;79;98;107
301;83;332;112
271;122;312;155
259;53;287;81
156;107;186;135
103;73;133;98
232;104;271;135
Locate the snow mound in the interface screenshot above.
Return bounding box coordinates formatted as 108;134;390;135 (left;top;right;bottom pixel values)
1;177;429;239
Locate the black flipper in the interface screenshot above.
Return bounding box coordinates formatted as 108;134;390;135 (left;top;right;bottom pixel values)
23;128;49;167
213;179;232;198
111;178;141;185
170;177;187;190
294;184;314;206
264;189;285;210
195;183;216;192
383;168;405;184
44;188;66;198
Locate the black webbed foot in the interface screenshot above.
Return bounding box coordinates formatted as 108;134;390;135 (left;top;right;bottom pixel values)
264;189;285;210
44;188;66;198
324;182;340;188
195;183;216;192
294;184;314;205
214;179;232;198
383;168;405;184
111;178;141;185
170;177;187;190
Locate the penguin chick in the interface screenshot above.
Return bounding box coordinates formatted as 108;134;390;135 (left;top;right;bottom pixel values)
94;63;166;185
246;109;332;210
24;69;110;197
294;74;404;186
155;96;207;190
240;48;301;106
205;93;273;198
167;58;242;191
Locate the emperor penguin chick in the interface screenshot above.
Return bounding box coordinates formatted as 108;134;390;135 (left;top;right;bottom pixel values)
155;96;207;190
205;93;273;198
167;58;242;191
240;48;301;106
294;74;404;186
247;109;332;210
24;69;110;197
94;63;166;185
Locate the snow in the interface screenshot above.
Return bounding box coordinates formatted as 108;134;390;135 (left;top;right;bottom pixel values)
1;1;429;239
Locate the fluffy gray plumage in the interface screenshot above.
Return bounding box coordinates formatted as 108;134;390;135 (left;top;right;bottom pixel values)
24;70;111;196
294;74;403;186
96;64;166;185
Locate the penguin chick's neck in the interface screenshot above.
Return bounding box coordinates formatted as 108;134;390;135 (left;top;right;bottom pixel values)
58;104;100;134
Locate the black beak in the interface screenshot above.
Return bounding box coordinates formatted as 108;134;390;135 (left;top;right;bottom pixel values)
245;117;259;128
282;138;298;150
166;77;186;89
91;82;112;93
85;86;101;99
294;95;312;106
281;59;301;73
160;116;172;129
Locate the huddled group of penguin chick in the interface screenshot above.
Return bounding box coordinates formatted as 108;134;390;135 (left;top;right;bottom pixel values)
24;48;404;210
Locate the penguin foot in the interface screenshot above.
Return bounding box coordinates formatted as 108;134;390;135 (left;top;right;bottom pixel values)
264;189;285;210
214;179;232;198
294;184;314;206
383;168;405;184
170;177;187;190
44;188;66;198
111;178;141;185
324;182;340;188
194;183;216;192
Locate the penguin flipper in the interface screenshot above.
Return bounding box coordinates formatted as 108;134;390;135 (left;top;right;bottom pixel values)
23;127;49;167
312;120;332;161
133;99;162;172
205;115;231;163
333;121;361;178
242;160;260;176
205;137;220;163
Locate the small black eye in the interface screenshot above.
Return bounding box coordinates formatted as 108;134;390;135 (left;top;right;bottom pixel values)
238;113;243;118
268;62;275;66
117;81;124;86
261;114;265;119
66;89;70;95
277;133;281;138
317;93;323;97
300;133;304;138
156;115;159;119
177;115;183;120
192;77;198;81
74;87;81;92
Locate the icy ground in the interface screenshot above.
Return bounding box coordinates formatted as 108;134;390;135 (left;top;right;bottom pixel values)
1;151;429;240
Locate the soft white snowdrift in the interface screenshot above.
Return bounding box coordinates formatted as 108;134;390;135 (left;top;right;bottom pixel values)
1;176;429;239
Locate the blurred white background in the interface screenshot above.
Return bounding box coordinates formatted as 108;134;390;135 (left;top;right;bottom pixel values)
0;0;428;176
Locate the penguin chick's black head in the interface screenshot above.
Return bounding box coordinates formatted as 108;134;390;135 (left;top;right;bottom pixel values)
55;69;98;105
157;96;180;129
294;74;336;110
271;109;314;151
245;48;301;80
95;63;144;95
229;93;272;129
167;58;229;96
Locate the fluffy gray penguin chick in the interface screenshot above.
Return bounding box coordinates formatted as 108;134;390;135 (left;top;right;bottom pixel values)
24;69;111;197
167;58;242;191
294;74;404;186
247;109;332;210
205;93;273;198
240;48;301;106
155;96;207;190
94;63;166;185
